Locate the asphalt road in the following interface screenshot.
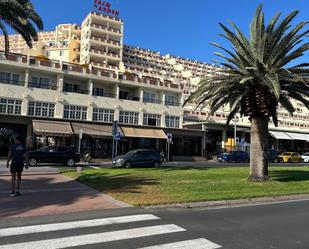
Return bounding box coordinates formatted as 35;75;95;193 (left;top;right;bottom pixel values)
1;199;309;248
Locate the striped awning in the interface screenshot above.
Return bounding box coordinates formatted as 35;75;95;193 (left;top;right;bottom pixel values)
32;120;73;136
121;126;166;139
71;122;114;137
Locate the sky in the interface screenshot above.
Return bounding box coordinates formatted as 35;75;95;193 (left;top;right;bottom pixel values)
29;0;308;64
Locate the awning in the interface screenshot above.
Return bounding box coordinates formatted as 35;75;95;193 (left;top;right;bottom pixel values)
71;122;114;137
269;131;293;140
121;126;166;139
285;132;309;141
32;120;73;136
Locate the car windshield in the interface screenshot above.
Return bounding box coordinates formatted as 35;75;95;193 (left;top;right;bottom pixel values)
282;152;292;156
125;150;137;156
38;146;49;152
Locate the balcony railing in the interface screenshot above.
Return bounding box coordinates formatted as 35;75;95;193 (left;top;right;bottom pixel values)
63;88;90;95
28;82;58;90
0;79;25;86
120;96;140;101
165;101;182;107
92;91;117;98
143;98;162;104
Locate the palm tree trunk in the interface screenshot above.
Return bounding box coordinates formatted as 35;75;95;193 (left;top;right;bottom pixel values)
248;117;269;181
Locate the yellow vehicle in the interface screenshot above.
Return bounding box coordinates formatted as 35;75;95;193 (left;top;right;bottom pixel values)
278;152;302;163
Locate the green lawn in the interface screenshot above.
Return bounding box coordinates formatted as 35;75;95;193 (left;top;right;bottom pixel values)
61;166;309;206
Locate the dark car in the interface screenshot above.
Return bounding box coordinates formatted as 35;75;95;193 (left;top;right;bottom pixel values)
113;149;162;168
28;146;80;167
268;149;279;163
217;150;249;163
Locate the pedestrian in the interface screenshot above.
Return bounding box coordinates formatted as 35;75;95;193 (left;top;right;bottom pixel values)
6;135;28;197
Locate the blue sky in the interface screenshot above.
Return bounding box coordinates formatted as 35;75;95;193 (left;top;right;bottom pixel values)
30;0;308;64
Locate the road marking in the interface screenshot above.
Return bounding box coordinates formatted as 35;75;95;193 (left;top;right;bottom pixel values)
0;224;185;249
0;214;160;237
139;238;222;249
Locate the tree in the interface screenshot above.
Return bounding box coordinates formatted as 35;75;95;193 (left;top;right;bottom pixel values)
186;4;309;181
0;0;43;57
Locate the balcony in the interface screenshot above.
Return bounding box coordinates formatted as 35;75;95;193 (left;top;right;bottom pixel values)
120;95;140;101
143;98;162;104
0;79;24;86
165;101;182;107
63;88;90;95
92;90;117;99
28;82;58;90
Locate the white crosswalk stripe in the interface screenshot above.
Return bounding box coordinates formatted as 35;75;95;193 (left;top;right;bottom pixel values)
0;224;185;249
0;214;159;236
0;213;222;249
139;238;222;249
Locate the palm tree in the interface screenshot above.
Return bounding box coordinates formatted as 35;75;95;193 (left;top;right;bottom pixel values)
186;4;309;181
0;0;43;56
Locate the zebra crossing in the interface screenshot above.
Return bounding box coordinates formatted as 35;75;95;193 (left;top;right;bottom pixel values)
0;213;222;249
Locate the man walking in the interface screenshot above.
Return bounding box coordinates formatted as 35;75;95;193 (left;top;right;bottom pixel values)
6;136;28;197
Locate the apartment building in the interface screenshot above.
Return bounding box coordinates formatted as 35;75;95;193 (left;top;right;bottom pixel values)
0;11;308;158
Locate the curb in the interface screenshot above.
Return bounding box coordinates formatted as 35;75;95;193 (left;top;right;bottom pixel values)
143;194;309;210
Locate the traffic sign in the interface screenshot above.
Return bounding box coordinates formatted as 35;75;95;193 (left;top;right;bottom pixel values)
166;133;172;143
114;131;121;141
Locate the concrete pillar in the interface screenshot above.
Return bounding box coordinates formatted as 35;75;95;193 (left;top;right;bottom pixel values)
87;102;93;121
55;98;64;119
21;94;29;116
57;74;64;92
88;79;93;96
221;129;226;151
139;88;144;102
114;105;120;121
115;84;120;99
179;114;184;128
160;91;165;105
139;109;144;125
24;69;29;87
161;113;166;127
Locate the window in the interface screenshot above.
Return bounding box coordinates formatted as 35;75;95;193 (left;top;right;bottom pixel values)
143;91;156;103
93;87;104;97
165;116;180;128
28;101;55;117
165;95;177;106
119;90;129;100
143;113;161;126
0;98;22;115
93;108;114;122
63;105;87;120
31;76;50;88
46;51;50;57
59;50;64;56
119;111;139;125
0;72;20;85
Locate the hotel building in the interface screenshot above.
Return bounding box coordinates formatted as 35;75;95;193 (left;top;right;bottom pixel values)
0;11;308;159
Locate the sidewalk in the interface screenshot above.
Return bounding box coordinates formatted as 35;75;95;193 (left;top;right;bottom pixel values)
0;166;130;218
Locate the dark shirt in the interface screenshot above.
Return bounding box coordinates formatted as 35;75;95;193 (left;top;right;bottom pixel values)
10;144;26;165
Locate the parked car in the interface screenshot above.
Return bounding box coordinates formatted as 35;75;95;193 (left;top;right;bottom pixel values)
277;152;302;163
113;149;162;168
28;146;80;167
301;152;309;163
217;150;249;163
268;149;279;163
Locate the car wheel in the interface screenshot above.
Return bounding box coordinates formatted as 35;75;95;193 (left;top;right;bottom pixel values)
29;158;37;167
66;158;75;167
153;161;161;168
124;161;132;169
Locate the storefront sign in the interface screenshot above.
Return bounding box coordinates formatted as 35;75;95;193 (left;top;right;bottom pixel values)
94;0;120;16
